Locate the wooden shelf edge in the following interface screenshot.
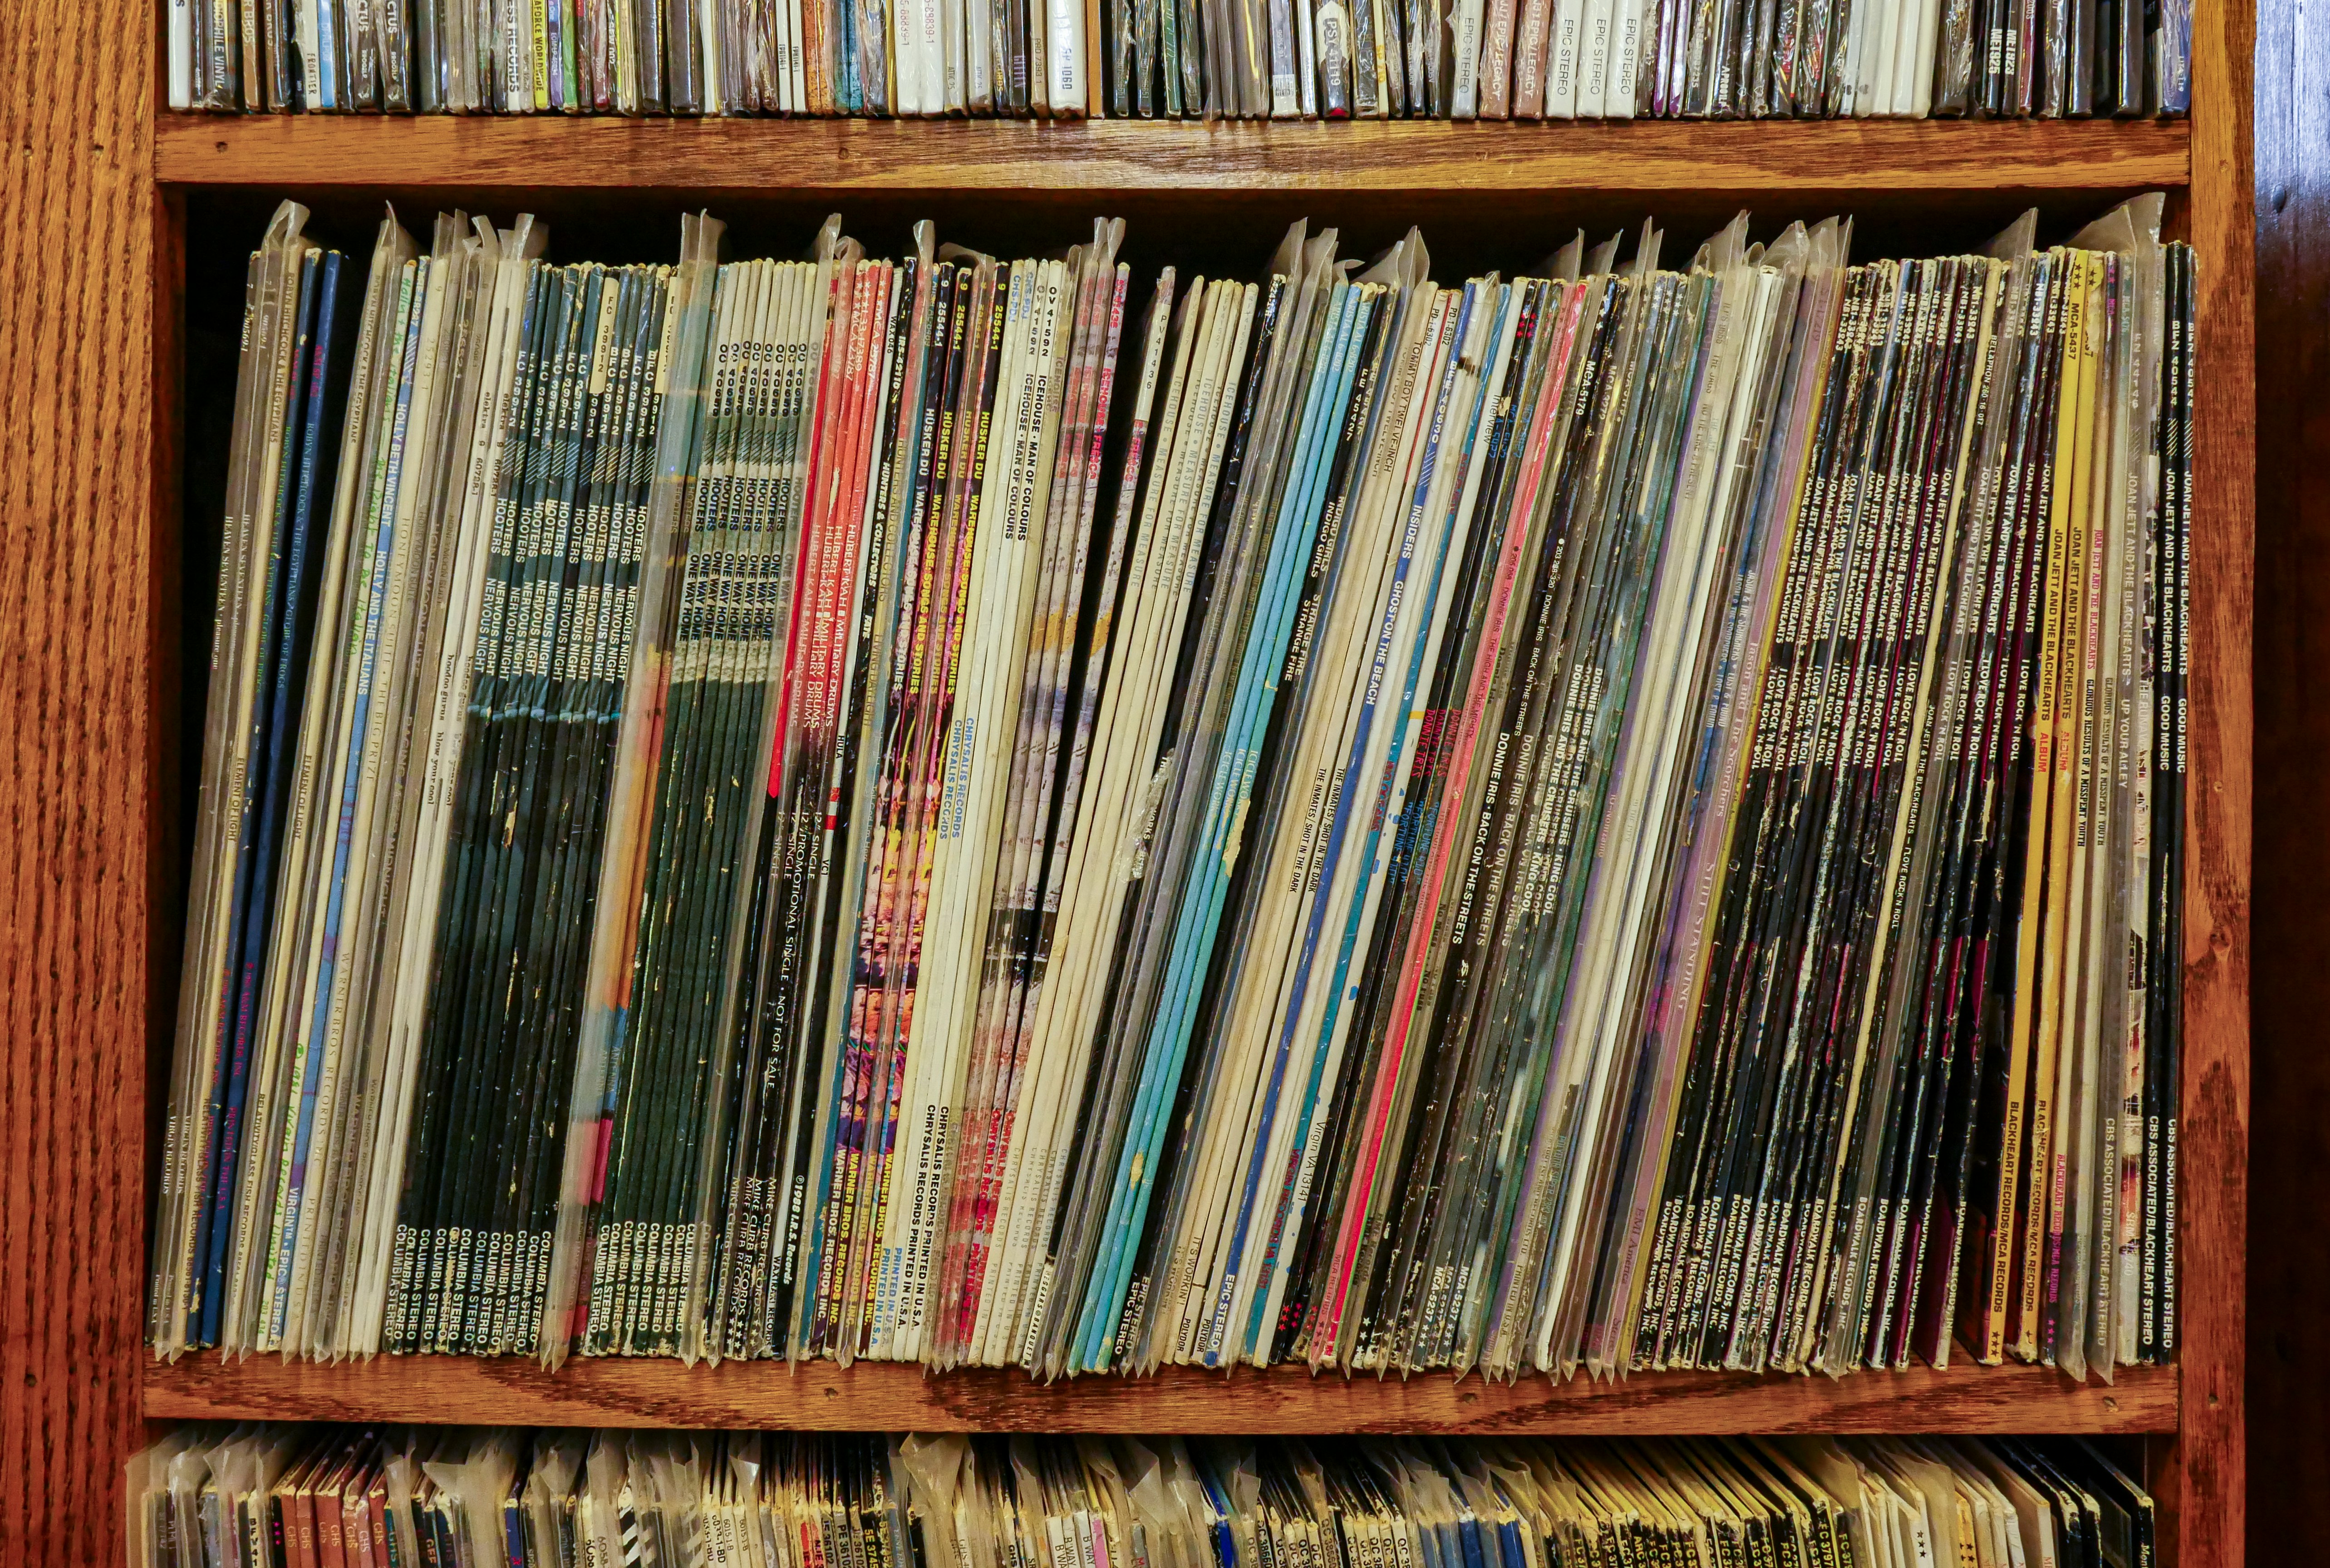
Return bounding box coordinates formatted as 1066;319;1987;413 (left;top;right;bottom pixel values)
142;1354;2179;1435
153;113;2192;194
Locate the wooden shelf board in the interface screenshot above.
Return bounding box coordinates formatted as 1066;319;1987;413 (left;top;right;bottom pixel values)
153;114;2191;195
144;1354;2178;1435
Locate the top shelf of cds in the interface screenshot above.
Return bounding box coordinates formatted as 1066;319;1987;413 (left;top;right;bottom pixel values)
162;0;2197;123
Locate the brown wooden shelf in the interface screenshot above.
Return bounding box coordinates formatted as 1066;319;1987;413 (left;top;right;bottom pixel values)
154;113;2191;196
144;1353;2179;1435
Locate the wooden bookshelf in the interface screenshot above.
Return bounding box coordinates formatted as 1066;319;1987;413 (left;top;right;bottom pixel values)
0;0;2251;1556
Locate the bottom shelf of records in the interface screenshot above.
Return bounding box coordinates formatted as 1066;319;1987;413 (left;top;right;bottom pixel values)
152;182;2193;1392
128;1422;2168;1568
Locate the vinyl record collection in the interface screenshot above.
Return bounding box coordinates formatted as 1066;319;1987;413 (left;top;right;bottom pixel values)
129;1424;2158;1568
153;193;2191;1384
160;0;2191;118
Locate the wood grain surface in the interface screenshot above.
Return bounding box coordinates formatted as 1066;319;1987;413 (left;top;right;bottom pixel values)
2247;0;2317;1551
143;1354;2180;1435
0;0;162;1561
2180;0;2256;1559
153;113;2191;194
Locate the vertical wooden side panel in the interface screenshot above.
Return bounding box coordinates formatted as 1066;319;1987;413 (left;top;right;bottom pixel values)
2182;0;2254;1553
0;0;158;1560
2247;0;2330;1541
